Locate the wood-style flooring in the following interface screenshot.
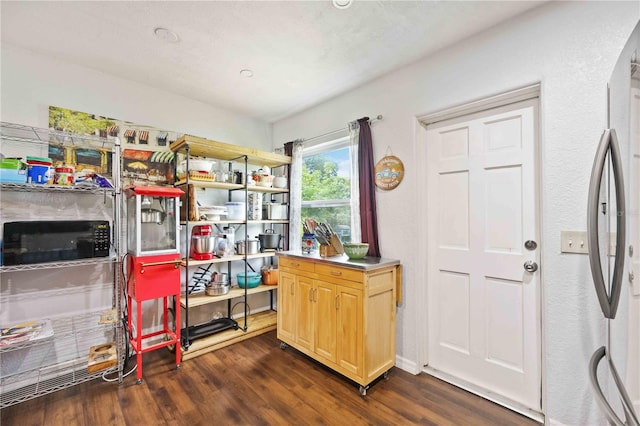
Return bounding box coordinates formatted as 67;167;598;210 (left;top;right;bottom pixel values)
1;331;540;425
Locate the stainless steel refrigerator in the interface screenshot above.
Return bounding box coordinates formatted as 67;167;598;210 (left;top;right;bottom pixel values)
588;21;640;426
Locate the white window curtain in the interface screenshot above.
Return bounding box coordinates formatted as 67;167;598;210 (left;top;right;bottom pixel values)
288;141;304;251
349;121;362;243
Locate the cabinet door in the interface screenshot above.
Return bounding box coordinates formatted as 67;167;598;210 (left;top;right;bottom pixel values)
314;280;337;363
296;275;315;352
336;285;363;377
277;271;296;342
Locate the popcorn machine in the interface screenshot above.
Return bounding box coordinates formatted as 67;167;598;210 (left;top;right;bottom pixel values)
125;185;184;384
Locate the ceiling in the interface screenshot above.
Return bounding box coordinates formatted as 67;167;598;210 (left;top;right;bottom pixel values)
1;1;545;123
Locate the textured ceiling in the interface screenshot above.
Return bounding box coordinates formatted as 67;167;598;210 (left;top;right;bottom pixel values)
1;1;544;122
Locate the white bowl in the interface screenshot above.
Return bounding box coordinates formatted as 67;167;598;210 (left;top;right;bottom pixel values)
273;176;287;188
181;159;214;173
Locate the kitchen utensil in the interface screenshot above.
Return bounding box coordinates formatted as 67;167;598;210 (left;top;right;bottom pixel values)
329;233;345;254
254;167;274;187
302;233;316;254
191;225;215;260
181;158;214;173
343;243;369;259
192;235;216;254
205;281;230;296
141;209;165;224
198;205;227;220
257;230;281;251
261;267;278;285
206;271;230;296
272;176;287;188
235;239;260;255
237;272;261;288
216;235;233;257
314;223;331;245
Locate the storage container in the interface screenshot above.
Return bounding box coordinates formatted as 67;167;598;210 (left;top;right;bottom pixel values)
225;202;246;220
0;169;27;183
0;158;23;170
26;157;52;184
247;193;262;220
53;165;74;186
28;166;51;184
262;203;287;220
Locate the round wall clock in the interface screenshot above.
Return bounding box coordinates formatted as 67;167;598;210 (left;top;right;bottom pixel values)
374;154;404;190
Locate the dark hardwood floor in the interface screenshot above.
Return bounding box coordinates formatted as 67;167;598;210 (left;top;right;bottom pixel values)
1;331;540;425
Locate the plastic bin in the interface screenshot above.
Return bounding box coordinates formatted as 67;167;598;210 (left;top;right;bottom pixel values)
225;202;246;220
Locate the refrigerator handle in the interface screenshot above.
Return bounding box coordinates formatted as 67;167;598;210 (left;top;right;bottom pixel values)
608;129;626;318
587;129;626;319
589;346;640;426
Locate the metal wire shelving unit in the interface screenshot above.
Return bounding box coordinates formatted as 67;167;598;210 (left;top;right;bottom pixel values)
0;122;124;408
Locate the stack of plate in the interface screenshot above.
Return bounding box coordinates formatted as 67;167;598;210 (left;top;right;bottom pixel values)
198;205;227;221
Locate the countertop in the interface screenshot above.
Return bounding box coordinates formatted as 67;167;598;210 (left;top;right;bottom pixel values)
276;250;400;271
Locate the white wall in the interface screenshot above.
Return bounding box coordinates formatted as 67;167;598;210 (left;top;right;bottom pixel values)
2;2;640;424
0;45;272;150
272;2;639;425
0;45;276;345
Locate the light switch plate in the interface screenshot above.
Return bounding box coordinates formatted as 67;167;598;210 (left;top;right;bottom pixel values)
560;231;618;255
561;231;588;254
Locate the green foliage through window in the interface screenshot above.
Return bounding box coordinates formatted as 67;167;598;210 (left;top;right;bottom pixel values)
301;145;352;242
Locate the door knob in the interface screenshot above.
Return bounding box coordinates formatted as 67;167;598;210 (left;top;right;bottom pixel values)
524;260;538;273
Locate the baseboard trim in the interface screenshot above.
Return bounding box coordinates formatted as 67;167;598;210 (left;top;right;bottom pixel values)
423;366;545;424
547;419;571;426
395;354;420;375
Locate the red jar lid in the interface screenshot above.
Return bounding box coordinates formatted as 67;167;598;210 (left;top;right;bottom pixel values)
55;166;73;173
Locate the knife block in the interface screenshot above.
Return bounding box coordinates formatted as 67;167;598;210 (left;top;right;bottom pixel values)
319;244;339;258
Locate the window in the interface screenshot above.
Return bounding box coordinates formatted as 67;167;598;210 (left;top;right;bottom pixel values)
301;136;353;243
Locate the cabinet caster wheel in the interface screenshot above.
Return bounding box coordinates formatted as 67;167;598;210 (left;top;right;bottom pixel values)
359;385;368;397
176;364;182;370
383;370;389;379
136;379;143;385
280;342;288;350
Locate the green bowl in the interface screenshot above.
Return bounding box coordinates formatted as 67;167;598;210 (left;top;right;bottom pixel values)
343;243;369;259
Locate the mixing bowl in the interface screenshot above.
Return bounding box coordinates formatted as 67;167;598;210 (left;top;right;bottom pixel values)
343;243;369;259
191;235;216;254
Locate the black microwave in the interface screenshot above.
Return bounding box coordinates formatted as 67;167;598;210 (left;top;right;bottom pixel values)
2;220;111;266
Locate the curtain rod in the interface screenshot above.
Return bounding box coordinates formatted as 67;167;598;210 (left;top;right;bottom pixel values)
300;115;383;144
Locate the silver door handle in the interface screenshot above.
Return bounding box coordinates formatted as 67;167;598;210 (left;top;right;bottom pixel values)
524;260;538;273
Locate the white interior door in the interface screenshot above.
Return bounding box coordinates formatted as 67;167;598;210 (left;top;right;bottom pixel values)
425;98;541;411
